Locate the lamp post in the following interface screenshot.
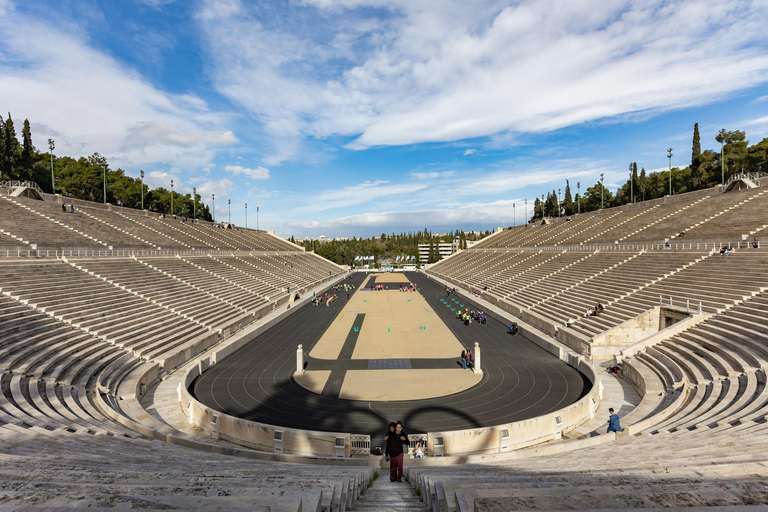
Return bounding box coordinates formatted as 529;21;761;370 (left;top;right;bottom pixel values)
629;163;634;204
170;179;174;215
193;187;196;220
212;194;215;222
524;199;528;225
718;129;726;186
557;188;561;217
102;162;108;204
577;182;581;214
513;203;516;227
600;173;604;210
256;206;259;231
48;139;55;193
228;199;231;225
245;203;248;230
667;148;673;196
140;170;144;210
541;194;545;218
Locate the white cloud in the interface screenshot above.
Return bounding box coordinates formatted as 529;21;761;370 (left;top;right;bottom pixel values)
225;165;270;180
196;0;768;157
464;149;478;156
748;116;768;125
0;4;234;173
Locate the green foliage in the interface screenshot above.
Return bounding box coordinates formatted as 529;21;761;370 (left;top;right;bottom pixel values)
0;112;212;220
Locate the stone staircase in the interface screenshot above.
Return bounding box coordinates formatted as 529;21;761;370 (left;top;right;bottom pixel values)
352;477;429;512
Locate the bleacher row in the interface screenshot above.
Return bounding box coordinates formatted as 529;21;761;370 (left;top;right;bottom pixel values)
0;192;298;251
474;187;768;248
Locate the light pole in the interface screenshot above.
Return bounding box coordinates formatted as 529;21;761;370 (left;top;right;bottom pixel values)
170;179;174;215
256;206;259;231
600;174;604;210
541;194;545;218
629;163;634;204
102;162;108;204
557;188;561;217
245;203;248;230
140;170;144;210
524;199;528;225
667;148;673;196
718;129;726;185
48;139;55;193
513;203;516;227
228;199;231;225
193;187;196;220
212;194;215;222
577;182;581;214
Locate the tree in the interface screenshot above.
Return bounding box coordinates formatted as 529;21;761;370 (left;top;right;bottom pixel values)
533;197;542;220
2;113;21;180
692;123;701;168
20;119;34;181
0;115;5;180
563;180;574;215
638;168;647;202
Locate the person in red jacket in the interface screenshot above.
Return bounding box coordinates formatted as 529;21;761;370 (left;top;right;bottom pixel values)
385;421;409;482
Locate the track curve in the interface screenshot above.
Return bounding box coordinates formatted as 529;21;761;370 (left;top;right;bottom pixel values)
192;272;589;440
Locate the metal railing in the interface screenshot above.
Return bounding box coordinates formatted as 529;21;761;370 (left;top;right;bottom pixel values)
350;434;371;456
1;180;43;194
0;248;309;259
723;171;768;188
456;240;761;252
659;296;703;314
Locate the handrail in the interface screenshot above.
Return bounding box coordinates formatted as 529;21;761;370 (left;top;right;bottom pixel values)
723;171;768;188
0;180;43;193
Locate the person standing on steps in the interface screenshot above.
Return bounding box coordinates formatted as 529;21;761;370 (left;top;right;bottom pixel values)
385;421;409;482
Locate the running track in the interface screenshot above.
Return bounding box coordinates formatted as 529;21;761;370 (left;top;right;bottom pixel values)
192;272;589;440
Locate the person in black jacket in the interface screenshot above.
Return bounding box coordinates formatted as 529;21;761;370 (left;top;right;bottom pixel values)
385;421;409;482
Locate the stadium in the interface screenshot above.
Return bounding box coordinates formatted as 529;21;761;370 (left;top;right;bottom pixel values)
2;173;768;510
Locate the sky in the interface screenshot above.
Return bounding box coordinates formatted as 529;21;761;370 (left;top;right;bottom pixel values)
2;0;768;238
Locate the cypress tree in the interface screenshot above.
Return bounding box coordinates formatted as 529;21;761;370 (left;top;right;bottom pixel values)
638;168;647;201
21;119;34;181
0;115;6;181
3;113;21;180
692;123;701;166
563;180;573;215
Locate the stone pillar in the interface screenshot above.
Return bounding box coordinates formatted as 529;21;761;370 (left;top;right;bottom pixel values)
473;342;481;374
296;344;304;375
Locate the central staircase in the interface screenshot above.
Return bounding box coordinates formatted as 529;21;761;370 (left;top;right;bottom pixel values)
353;476;429;512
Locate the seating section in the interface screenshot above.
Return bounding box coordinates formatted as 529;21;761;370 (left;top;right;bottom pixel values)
0;193;302;252
476;187;768;248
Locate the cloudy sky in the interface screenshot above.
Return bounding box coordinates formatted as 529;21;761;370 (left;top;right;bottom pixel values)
2;0;768;237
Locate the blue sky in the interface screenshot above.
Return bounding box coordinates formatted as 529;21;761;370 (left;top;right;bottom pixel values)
2;0;768;237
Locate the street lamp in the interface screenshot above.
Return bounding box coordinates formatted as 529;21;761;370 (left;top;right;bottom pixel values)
600;173;604;210
718;129;726;185
193;187;196;220
256;206;259;231
245;203;248;230
170;179;174;215
228;199;231;225
577;182;581;214
48;139;55;193
629;163;634;204
557;188;561;217
102;162;108;204
541;194;545;218
140;170;144;210
513;203;516;227
667;148;673;196
524;199;528;225
212;194;215;222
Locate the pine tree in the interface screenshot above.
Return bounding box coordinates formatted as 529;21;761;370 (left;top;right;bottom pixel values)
533;197;542;220
631;162;638;203
638;168;647;201
21;119;34;181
